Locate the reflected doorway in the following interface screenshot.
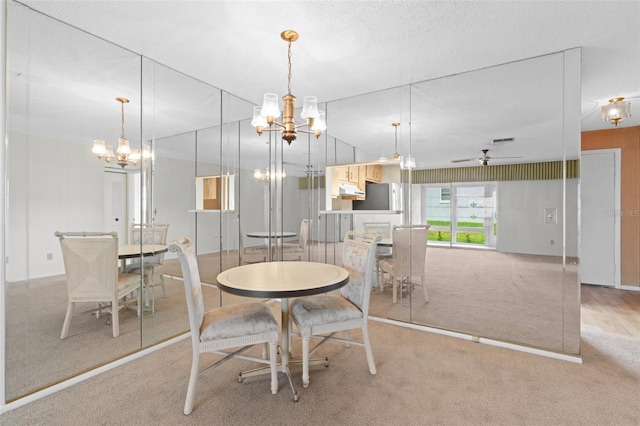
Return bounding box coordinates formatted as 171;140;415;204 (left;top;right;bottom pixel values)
104;170;128;240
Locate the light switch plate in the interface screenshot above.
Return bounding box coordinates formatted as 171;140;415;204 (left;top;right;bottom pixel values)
545;207;557;224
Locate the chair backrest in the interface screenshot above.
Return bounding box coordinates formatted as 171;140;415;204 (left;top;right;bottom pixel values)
54;231;119;301
299;219;311;250
391;226;428;277
131;223;169;263
363;222;391;238
169;237;205;347
340;231;380;314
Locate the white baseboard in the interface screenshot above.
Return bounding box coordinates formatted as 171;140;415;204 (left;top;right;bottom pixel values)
369;316;583;364
620;285;640;291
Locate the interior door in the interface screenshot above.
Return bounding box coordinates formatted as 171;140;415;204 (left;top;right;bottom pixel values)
104;170;128;242
580;149;620;287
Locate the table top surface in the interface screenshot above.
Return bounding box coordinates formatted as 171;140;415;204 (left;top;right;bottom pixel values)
376;237;392;246
216;261;349;298
246;231;297;238
118;244;168;259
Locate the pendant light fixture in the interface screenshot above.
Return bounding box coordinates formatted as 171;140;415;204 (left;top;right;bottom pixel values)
92;97;149;168
601;97;631;126
251;30;327;145
391;122;401;159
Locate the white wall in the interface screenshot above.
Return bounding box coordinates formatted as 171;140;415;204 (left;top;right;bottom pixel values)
7;133;105;281
498;179;578;257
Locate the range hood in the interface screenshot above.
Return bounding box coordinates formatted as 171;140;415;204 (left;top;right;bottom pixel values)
338;182;365;197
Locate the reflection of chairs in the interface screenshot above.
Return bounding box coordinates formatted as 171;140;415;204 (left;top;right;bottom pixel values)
289;231;380;388
363;221;392;288
169;237;279;415
239;225;270;264
379;225;429;304
281;219;311;261
126;223;169;311
55;231;141;339
363;222;391;239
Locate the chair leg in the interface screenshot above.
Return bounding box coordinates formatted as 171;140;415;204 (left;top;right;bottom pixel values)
392;273;398;304
112;300;120;338
343;330;351;347
422;275;429;303
184;352;200;415
301;330;310;388
362;323;377;375
60;302;74;339
269;340;278;395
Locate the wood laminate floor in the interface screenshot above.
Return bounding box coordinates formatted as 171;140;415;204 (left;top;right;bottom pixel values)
580;284;640;337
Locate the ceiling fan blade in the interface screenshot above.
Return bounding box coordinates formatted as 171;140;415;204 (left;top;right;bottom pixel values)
488;156;523;160
451;158;478;163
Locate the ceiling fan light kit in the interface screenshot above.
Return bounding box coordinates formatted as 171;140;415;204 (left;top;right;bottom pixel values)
601;97;631;126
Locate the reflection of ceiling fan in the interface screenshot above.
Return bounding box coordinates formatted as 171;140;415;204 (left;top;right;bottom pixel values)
451;149;522;166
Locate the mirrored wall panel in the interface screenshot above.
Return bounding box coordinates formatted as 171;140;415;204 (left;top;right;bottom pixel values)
323;51;580;354
4;0;581;404
5;2;145;400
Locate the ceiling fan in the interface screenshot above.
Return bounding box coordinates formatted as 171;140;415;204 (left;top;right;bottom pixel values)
451;149;522;166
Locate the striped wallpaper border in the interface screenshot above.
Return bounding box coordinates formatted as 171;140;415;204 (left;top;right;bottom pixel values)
298;160;579;188
407;160;579;183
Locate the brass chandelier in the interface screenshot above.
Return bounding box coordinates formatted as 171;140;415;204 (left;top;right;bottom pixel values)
92;97;149;168
251;30;326;145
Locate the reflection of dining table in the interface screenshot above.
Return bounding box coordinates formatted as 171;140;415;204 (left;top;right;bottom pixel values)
246;231;297;239
118;244;168;272
216;261;349;401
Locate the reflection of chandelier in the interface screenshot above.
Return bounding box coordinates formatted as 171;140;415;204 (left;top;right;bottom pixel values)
601;97;631;126
251;30;327;145
390;122;415;169
254;167;286;181
401;156;416;169
92;97;150;168
391;122;401;159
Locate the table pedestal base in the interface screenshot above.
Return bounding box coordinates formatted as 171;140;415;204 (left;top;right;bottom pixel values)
238;356;328;402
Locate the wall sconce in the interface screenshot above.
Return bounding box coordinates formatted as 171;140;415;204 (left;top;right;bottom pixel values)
601;97;631;126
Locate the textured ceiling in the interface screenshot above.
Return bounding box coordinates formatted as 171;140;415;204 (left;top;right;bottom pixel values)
12;0;640;170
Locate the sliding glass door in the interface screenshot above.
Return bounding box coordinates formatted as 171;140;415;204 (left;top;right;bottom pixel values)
424;183;497;249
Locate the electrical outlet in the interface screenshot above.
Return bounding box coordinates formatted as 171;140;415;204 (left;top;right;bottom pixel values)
47;253;53;260
550;240;554;245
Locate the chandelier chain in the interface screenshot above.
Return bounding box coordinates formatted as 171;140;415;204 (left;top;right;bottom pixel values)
120;100;126;139
287;39;293;95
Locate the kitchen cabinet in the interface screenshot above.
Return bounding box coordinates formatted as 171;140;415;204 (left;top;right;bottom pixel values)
365;164;382;183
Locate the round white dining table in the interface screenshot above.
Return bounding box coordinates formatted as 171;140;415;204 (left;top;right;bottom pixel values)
216;261;349;401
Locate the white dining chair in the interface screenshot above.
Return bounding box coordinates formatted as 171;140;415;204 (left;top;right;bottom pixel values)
281;218;311;261
379;225;429;304
169;237;279;415
126;223;169;311
363;221;393;289
289;231;380;388
239;224;270;264
55;231;141;339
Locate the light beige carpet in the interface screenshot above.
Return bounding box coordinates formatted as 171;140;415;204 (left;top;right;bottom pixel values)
1;320;638;425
